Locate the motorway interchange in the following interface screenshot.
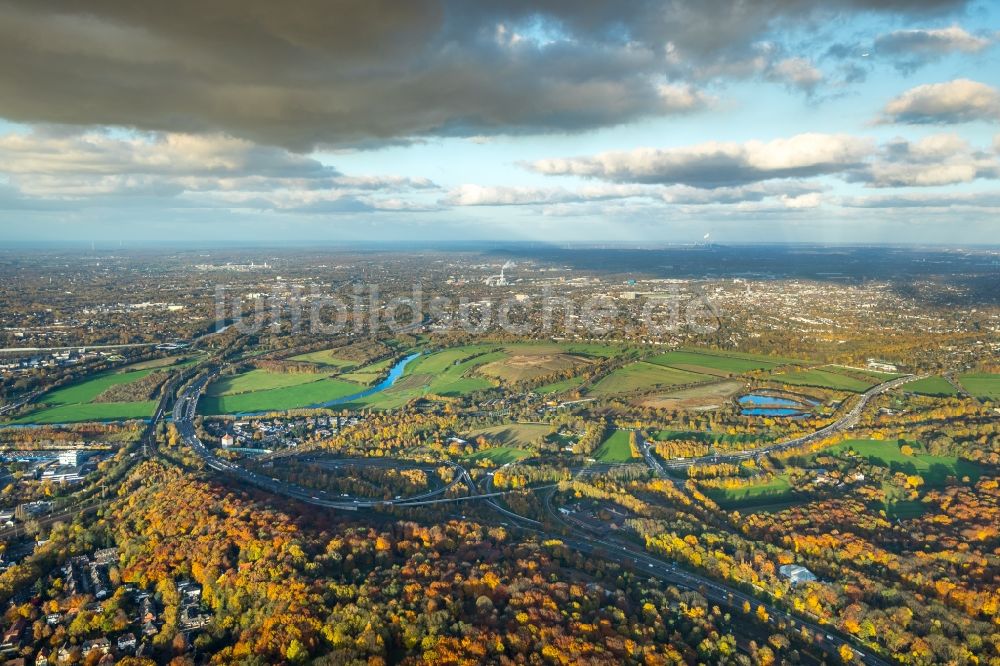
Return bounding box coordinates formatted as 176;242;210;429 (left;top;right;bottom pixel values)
166;370;916;666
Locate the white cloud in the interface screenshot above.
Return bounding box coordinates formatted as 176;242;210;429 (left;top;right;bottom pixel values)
862;133;999;187
840;191;1000;209
0;129;437;213
446;181;825;210
880;79;1000;124
527;131;1000;192
767;57;823;92
528;133;874;187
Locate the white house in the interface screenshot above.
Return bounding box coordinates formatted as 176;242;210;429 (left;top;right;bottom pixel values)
779;564;817;585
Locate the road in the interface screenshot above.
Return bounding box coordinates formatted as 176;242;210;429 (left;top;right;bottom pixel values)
168;363;907;665
554;524;884;665
657;373;925;470
460;472;889;666
172;372;551;510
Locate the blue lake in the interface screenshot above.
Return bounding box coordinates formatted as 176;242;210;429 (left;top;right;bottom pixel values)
738;394;802;407
741;408;805;417
738;391;812;417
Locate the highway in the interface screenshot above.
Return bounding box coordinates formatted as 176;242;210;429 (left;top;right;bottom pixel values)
172;372;552;511
465;471;890;666
657;373;925;470
168;365;907;665
548;519;886;665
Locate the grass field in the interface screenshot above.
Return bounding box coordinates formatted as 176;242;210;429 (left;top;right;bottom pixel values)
821;439;984;485
10;401;157;424
338;347;501;409
703;475;794;506
510;342;622;357
679;348;805;365
769;368;874;392
592;430;639;463
198;377;365;414
590;362;706;396
463;447;533;465
35;367;159;406
338;358;393;385
958;373;1000;400
905;376;960;397
9;363;169;424
638;381;742;410
206;369;331;396
288;349;358;368
647;350;778;374
535;377;584;395
465;422;552;448
340;342;627;408
820;365;903;382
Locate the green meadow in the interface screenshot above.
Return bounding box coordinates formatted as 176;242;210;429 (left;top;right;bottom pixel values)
958;373;1000;400
592;430;639;463
768;368;874;392
821;439;984;485
590;362;706;396
198;377;364;415
905;376;960;397
647;350;779;374
10;364;163;424
703;475;794;507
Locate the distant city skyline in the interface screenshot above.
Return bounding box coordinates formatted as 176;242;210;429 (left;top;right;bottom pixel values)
1;1;999;243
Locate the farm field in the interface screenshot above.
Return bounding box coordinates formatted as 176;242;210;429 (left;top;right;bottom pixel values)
820;439;985;485
768;368;874;392
478;350;591;383
678;348;805;365
638;380;742;410
589;362;707;396
198;377;365;415
506;342;622;357
592;430;638;463
702;475;794;506
205;369;329;396
958;373;1000;400
647;350;778;374
463;446;533;465
465;422;552;448
905;376;960;397
535;377;584;395
820;365;903;382
9;362;171;424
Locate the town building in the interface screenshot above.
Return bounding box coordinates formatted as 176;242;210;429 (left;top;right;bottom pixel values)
779;564;818;586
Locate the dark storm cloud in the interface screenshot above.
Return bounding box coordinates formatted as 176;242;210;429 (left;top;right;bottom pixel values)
0;0;970;149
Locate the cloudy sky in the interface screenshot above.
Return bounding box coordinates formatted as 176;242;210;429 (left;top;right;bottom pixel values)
1;0;998;244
